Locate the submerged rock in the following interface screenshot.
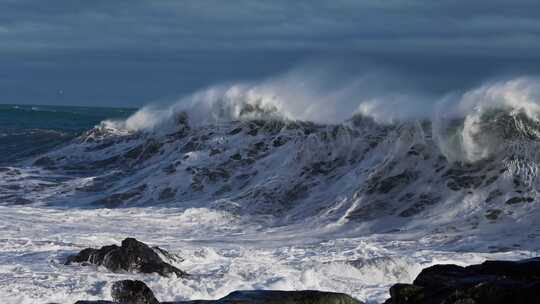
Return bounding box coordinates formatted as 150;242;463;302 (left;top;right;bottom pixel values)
65;238;187;278
384;257;540;304
74;280;363;304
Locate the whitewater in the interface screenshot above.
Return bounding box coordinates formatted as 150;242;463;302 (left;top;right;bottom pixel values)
2;74;540;303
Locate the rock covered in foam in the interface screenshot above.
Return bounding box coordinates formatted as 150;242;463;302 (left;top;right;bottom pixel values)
384;257;540;304
65;238;187;278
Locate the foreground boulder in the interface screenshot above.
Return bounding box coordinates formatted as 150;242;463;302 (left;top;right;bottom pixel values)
112;280;160;304
65;238;187;278
385;257;540;304
187;290;363;304
74;280;362;304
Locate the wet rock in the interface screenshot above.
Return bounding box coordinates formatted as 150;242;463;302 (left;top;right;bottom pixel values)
111;280;159;304
74;280;363;304
384;258;540;304
179;290;364;304
65;238;187;278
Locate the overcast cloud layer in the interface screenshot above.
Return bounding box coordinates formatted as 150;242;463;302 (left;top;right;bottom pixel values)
2;0;540;107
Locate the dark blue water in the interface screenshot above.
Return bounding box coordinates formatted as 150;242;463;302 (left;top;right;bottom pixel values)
0;104;134;165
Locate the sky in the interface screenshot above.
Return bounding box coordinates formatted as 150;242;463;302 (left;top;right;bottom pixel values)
2;0;540;107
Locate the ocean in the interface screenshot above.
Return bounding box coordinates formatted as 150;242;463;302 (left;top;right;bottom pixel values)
0;104;134;165
1;78;539;303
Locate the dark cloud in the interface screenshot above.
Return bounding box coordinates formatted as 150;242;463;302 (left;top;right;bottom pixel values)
1;0;539;106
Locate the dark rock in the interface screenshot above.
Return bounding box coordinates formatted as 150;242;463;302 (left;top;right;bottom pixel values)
111;280;160;304
384;258;540;304
74;280;363;304
65;238;187;278
176;290;364;304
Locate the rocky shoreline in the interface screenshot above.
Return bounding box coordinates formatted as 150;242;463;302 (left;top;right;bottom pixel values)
59;238;540;304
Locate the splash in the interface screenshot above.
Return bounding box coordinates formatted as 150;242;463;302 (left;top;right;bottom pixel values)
435;77;540;162
112;67;432;133
107;68;540;164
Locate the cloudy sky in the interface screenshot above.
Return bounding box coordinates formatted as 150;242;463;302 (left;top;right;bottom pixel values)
2;0;540;107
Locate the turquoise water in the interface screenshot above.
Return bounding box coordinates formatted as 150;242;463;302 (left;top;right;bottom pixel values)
0;104;134;165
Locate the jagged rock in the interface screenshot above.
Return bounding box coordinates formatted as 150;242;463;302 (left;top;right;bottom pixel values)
73;280;363;304
384;258;540;304
65;238;187;278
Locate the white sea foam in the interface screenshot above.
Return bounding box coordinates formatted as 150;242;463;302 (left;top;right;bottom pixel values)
0;206;533;304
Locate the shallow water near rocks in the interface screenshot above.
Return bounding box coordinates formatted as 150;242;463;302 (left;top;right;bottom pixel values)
0;206;532;304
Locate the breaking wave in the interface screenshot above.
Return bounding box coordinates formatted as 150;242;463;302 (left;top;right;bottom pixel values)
4;74;540;303
4;74;540;239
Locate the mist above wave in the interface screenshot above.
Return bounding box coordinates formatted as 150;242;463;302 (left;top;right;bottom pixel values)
100;70;540;164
